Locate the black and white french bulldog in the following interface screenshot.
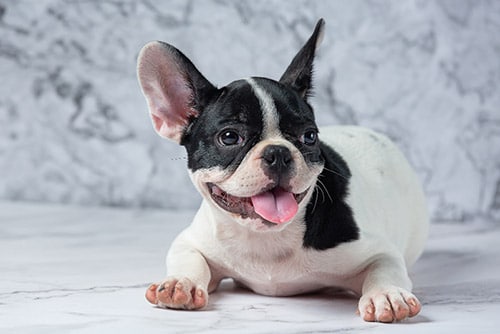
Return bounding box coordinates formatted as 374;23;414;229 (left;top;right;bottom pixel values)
137;19;428;323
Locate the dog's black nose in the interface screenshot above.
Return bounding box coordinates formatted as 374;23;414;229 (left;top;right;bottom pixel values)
262;145;293;174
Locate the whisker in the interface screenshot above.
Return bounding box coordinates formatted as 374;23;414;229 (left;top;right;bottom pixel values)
297;152;350;182
311;185;319;212
322;166;349;181
317;178;333;203
315;181;326;204
170;156;188;161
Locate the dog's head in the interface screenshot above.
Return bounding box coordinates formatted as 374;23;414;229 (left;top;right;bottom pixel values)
138;19;326;231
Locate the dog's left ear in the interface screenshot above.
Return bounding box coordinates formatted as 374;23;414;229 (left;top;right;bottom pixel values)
279;19;325;100
137;41;217;143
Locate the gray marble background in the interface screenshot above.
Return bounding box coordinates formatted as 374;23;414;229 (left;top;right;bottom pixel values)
0;0;499;223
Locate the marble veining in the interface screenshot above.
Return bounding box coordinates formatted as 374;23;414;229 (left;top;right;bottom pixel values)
0;1;499;223
1;202;500;333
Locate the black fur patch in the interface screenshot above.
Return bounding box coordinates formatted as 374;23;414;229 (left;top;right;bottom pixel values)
182;80;263;172
303;142;359;250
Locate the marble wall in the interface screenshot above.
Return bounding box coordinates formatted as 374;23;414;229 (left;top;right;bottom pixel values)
0;0;499;223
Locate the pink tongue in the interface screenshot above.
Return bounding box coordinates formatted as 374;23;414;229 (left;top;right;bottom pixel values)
251;188;298;224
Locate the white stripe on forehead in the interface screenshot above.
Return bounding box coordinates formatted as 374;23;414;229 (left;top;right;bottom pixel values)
245;78;281;138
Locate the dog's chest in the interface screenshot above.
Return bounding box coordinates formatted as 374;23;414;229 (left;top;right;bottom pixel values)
196;205;358;296
216;252;325;296
205;239;347;296
249;271;336;296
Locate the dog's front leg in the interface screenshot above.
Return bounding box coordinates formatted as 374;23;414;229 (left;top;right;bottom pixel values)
146;234;211;310
358;255;421;322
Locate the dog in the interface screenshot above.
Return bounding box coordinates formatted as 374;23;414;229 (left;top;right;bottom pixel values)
137;19;428;323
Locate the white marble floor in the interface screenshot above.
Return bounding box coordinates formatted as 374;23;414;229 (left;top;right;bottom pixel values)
1;202;499;333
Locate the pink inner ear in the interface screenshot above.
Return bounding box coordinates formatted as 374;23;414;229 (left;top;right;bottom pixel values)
137;42;198;143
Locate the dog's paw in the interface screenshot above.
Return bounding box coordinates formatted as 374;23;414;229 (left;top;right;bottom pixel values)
358;287;421;323
145;277;208;310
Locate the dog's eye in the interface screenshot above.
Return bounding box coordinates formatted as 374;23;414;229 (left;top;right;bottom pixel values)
301;130;318;146
219;130;243;146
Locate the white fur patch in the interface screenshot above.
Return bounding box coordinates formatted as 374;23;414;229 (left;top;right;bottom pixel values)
245;78;281;138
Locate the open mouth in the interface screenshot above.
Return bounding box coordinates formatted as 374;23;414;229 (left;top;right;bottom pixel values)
207;183;308;225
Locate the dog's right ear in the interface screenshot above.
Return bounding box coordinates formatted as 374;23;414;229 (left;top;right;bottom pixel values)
279;19;325;100
137;41;217;143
